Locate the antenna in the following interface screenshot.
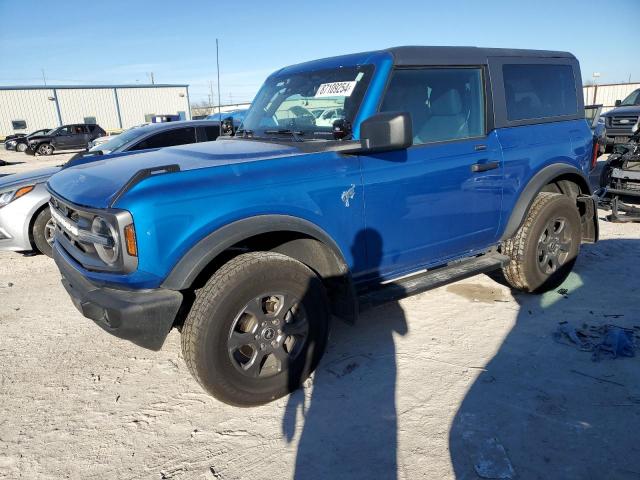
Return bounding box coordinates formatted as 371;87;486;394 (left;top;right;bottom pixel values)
41;68;47;86
216;38;222;136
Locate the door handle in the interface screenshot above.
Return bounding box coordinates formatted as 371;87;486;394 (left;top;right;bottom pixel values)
471;161;500;173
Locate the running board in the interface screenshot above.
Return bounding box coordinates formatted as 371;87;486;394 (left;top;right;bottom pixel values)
358;253;510;311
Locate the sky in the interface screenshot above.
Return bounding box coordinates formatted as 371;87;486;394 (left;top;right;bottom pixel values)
0;0;638;106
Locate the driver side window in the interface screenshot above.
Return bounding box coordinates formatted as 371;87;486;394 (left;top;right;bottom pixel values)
380;67;485;145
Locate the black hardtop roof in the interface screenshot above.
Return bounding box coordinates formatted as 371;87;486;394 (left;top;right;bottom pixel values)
386;46;576;66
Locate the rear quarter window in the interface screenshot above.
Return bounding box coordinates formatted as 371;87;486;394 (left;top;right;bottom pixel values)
503;64;577;121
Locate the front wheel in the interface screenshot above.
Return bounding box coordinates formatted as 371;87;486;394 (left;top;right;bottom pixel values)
181;252;329;406
16;143;27;153
32;208;55;257
501;192;581;293
37;143;53;156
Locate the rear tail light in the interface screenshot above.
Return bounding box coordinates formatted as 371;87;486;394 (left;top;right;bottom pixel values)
590;137;600;171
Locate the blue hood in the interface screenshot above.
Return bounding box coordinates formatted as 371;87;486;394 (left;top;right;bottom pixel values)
0;166;61;190
47;139;301;208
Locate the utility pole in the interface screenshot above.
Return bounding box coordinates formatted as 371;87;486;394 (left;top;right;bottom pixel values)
216;38;222;136
41;68;47;86
592;72;600;105
148;72;155;84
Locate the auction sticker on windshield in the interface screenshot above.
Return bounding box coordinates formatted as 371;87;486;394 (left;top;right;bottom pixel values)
315;81;357;98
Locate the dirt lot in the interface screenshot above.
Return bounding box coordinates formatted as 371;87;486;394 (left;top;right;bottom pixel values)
1;148;639;480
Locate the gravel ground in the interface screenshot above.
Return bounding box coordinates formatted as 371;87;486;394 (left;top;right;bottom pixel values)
0;148;639;479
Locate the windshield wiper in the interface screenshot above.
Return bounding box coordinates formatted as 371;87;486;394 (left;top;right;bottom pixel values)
264;129;305;142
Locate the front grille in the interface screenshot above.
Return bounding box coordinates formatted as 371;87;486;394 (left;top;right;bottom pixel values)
610;116;638;129
622;181;640;193
50;198;99;255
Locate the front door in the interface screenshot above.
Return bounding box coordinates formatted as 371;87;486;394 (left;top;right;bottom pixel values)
359;66;504;281
52;126;74;149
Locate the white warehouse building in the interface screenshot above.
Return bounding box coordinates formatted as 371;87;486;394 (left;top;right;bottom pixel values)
0;84;191;139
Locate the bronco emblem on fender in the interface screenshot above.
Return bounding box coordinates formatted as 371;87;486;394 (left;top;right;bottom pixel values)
341;184;356;207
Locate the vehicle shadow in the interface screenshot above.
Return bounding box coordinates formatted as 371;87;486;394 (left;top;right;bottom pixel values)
283;229;408;480
449;238;640;479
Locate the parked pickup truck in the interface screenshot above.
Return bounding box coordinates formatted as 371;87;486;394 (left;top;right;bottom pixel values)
601;88;640;147
47;46;599;406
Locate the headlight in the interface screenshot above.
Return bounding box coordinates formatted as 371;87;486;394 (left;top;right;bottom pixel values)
91;216;119;265
0;185;34;208
7;140;16;146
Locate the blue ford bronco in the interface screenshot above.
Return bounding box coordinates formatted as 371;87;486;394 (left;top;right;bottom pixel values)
48;47;599;406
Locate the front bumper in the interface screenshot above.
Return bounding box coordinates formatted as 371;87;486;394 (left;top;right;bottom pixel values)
53;243;183;351
4;142;16;151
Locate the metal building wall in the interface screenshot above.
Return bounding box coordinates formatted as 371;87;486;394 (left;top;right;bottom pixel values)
0;85;191;138
583;83;640;113
0;88;60;137
56;88;120;129
116;86;190;127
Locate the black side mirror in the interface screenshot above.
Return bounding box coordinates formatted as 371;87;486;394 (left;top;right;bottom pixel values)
615;100;622;107
359;112;413;153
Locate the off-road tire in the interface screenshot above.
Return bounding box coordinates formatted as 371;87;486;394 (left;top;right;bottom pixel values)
32;208;54;257
181;252;329;406
502;192;581;293
37;143;53;156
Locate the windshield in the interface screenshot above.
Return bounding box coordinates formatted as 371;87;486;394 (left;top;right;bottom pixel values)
239;65;374;139
89;127;145;152
621;89;640;106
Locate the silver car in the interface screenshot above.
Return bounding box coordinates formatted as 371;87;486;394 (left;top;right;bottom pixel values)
0;167;60;256
0;120;226;257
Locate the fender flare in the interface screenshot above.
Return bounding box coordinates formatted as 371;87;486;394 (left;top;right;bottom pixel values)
500;163;593;241
162;214;350;290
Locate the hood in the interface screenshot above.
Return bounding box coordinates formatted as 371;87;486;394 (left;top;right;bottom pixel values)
26;134;51;142
47;139;301;208
0;166;61;191
602;105;640;117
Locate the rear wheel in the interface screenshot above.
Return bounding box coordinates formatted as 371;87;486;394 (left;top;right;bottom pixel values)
32;208;55;257
37;143;53;156
502;192;581;293
181;252;329;406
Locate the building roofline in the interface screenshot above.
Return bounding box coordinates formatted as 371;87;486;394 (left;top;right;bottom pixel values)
0;84;189;90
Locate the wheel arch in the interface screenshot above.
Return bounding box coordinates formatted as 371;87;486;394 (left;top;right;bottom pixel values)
501;164;598;243
162;215;358;323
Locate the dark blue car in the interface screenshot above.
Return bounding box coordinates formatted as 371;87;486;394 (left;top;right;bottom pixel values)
47;46;599;406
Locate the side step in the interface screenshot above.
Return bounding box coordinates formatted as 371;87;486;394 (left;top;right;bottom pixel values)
358;253;510;311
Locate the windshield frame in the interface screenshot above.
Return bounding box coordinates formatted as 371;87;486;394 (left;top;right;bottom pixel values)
239;64;375;141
